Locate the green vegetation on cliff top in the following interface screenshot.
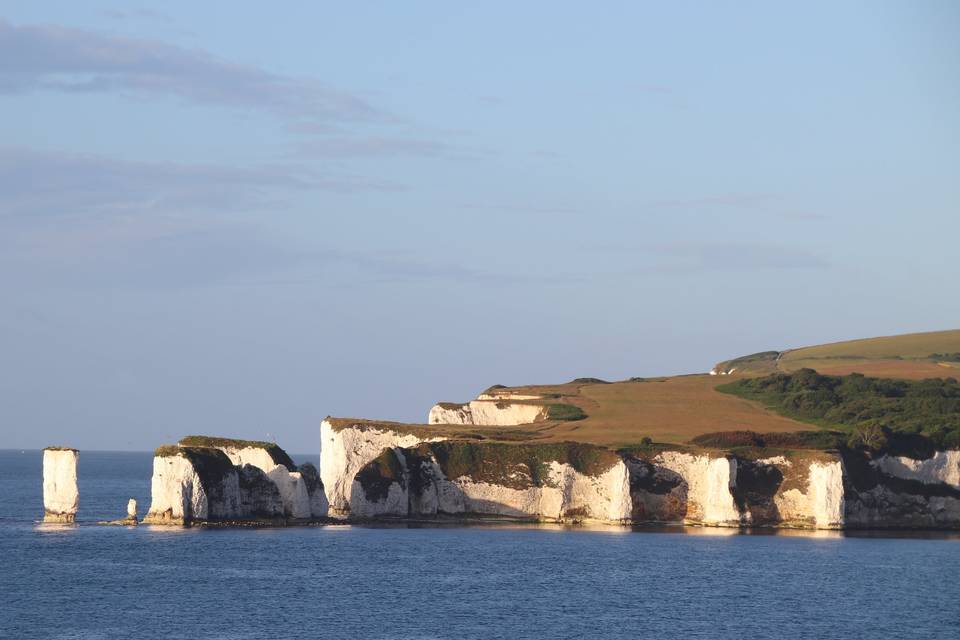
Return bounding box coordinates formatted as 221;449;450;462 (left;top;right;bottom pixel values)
719;369;960;450
153;445;236;489
544;403;587;421
153;436;296;470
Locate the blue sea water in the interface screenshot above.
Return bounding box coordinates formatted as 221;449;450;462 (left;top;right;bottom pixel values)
2;450;959;639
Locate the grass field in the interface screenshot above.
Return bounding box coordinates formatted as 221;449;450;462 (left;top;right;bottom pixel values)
784;359;958;379
542;375;812;446
418;376;814;447
781;329;960;362
351;329;960;451
713;329;960;380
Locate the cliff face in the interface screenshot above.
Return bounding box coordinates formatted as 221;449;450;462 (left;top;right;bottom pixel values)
650;452;741;526
42;448;79;523
324;421;960;528
428;397;547;426
428;403;473;425
320;419;444;515
210;445;326;519
842;450;960;528
143;442;327;525
350;442;631;522
144;449;229;524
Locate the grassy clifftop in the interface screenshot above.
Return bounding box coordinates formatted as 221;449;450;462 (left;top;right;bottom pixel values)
713;329;960;379
178;435;296;469
153;436;296;470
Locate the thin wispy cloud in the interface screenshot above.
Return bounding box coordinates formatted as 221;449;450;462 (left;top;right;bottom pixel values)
584;242;830;272
0;147;399;219
458;203;581;215
650;193;778;210
102;8;175;24
781;211;827;221
647;193;826;221
630;83;674;95
687;244;829;270
0;218;564;290
295;136;451;159
0;19;382;128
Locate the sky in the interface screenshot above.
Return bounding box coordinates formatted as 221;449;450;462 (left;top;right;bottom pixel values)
1;1;958;452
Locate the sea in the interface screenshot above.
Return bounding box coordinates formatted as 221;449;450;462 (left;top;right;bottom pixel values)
2;450;959;639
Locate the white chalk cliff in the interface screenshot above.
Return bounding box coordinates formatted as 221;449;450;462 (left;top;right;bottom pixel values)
321;420;960;529
214;445;325;519
144;441;327;525
428;394;547;426
350;443;631;522
144;450;246;524
874;450;960;487
321;418;442;516
652;452;741;526
42;448;79;523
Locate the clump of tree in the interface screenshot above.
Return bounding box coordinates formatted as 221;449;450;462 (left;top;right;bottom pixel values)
928;352;960;362
690;430;845;450
718;369;960;450
545;403;587;421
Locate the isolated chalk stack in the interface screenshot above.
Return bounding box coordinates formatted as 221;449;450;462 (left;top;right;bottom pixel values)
42;447;79;523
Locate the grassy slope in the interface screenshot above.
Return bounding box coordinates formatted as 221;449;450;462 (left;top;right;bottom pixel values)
416;376;813;447
783;329;960;360
350;330;960;453
778;329;960;379
713;329;960;379
526;376;811;446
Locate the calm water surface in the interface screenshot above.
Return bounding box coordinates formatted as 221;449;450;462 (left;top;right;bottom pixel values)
2;450;959;639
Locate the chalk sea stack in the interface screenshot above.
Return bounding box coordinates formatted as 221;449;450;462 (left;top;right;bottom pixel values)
42;447;79;523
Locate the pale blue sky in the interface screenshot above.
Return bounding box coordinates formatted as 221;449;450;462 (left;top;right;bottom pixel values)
1;2;958;452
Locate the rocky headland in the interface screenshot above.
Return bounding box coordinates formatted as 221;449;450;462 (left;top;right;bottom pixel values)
143;437;328;525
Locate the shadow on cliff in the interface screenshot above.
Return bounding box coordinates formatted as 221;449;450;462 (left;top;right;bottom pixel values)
730;459;784;525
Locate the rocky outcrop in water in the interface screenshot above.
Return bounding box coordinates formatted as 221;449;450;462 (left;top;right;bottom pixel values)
99;498;140;526
144;439;327;525
42;447;78;523
143;447;280;524
179;436;328;519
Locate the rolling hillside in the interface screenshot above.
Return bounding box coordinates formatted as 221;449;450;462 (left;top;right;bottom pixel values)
413;329;960;449
712;329;960;379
